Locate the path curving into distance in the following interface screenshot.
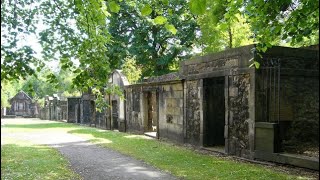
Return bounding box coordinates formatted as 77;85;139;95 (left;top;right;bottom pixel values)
1;118;177;180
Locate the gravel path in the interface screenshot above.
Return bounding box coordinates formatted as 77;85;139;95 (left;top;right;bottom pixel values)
1;118;177;180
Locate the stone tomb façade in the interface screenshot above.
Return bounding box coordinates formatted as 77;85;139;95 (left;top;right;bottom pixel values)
66;70;129;131
40;44;318;170
39;94;67;121
7;91;39;117
124;45;319;169
125;45;257;157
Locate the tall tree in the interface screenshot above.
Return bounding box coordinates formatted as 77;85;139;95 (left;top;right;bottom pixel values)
20;68;81;101
1;80;21;108
2;0;318;85
121;57;142;84
1;0;188;90
1;0;184;109
190;0;319;53
1;0;41;81
1;0;122;92
107;0;198;77
198;10;254;53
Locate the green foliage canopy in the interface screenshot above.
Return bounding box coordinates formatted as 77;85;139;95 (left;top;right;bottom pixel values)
2;0;115;93
191;0;319;53
1;0;318;88
106;0;198;77
121;57;142;84
1;80;21;107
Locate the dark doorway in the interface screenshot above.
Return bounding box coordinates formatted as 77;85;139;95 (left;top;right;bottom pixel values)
144;91;158;138
112;100;118;129
82;100;91;124
75;104;80;123
147;92;157;132
203;77;225;147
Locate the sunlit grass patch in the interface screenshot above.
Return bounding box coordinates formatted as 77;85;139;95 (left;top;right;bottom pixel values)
123;134;153;139
1;119;82;134
1;138;81;180
68;128;307;180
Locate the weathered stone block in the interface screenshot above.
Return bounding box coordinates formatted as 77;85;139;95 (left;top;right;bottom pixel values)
163;85;170;91
229;87;238;97
178;99;183;108
171;84;183;91
166;107;181;115
255;122;280;153
178;116;184;125
172;91;183;98
165;98;174;107
224;125;228;139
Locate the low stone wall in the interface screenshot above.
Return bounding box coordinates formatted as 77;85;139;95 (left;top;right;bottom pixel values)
158;83;184;143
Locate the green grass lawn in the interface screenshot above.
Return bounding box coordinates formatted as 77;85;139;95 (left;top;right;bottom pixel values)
69;128;311;180
1;138;81;180
2;119;316;180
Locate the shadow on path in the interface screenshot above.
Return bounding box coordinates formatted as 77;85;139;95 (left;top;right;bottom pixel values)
52;140;177;180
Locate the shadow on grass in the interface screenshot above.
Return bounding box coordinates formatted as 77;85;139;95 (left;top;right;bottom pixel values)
68;128;127;139
3;123;79;129
68;128;151;141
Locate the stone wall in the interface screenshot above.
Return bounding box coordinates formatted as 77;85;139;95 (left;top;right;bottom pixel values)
105;70;130;131
255;47;319;154
60;101;68;120
49;95;60;120
227;74;251;157
39;95;65;121
96;110;107;129
67;97;81;123
126;87;143;133
263;46;318;70
179;46;256;158
280;76;319;153
45;106;50;120
39;108;47;120
80;93;95;125
185;80;202;145
180;45;254;79
158;83;184;143
125;81;185;143
8;91;33;116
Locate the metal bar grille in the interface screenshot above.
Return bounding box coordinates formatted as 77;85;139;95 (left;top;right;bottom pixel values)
261;58;281;123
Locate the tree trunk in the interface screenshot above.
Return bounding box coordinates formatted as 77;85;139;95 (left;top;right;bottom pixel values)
228;26;233;49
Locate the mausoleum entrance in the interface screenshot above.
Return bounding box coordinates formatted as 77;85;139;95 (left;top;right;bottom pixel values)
143;91;158;138
203;77;225;151
112;100;119;130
